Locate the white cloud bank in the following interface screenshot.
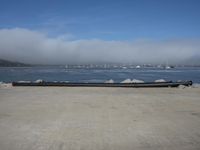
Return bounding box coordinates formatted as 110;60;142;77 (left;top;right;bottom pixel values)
0;28;200;65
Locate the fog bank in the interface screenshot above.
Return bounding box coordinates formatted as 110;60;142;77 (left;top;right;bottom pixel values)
0;28;199;65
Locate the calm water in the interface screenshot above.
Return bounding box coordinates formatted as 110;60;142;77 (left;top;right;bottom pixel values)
0;67;200;83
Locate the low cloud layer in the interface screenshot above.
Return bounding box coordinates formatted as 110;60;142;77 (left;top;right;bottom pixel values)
0;28;199;65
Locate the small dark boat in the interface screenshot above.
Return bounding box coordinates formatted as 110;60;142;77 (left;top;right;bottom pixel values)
12;80;192;88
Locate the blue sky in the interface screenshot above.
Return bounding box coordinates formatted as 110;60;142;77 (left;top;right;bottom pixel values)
0;0;200;64
0;0;200;40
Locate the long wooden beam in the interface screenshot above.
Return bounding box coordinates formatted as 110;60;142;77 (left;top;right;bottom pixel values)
12;81;193;88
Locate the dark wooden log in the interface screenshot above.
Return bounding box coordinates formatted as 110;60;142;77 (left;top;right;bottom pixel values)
12;81;193;88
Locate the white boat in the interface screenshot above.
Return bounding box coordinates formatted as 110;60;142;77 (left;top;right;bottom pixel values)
136;65;141;69
164;60;174;69
165;66;171;69
165;65;175;69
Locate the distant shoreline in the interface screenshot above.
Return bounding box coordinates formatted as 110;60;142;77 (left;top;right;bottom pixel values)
1;59;200;68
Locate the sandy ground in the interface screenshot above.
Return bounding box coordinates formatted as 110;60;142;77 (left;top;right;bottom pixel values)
0;86;200;150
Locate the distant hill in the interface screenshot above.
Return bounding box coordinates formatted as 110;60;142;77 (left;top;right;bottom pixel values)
0;59;31;67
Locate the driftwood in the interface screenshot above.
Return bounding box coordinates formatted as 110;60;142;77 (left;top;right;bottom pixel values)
12;81;192;88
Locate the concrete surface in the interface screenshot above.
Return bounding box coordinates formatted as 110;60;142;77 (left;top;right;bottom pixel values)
0;86;200;150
